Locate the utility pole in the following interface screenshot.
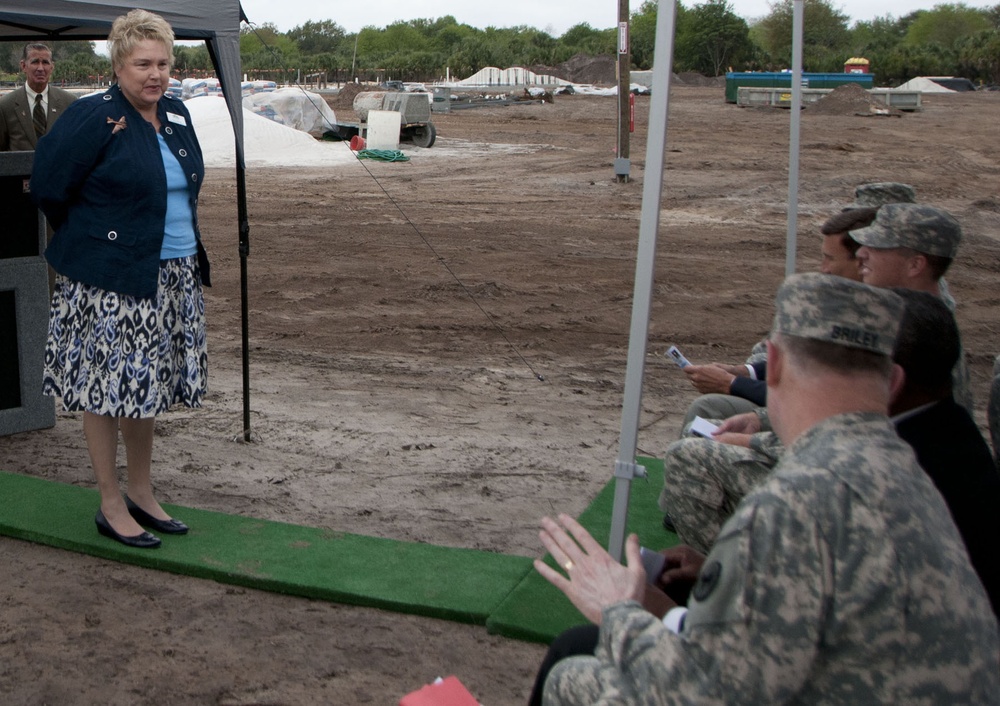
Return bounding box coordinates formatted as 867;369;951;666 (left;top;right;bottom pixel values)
351;31;360;81
615;0;631;183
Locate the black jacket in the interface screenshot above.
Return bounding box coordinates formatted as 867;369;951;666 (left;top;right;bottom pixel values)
896;398;1000;618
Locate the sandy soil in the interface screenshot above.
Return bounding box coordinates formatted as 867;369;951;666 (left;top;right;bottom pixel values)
2;86;999;705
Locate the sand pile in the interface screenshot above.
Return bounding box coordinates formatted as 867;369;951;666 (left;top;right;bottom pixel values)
185;96;357;168
807;83;901;117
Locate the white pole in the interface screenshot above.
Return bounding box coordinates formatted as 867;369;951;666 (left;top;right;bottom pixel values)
607;0;677;562
785;0;804;277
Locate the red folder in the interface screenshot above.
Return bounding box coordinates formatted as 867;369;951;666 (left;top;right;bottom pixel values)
399;676;480;706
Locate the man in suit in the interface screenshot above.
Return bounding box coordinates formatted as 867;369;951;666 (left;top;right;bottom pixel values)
0;43;77;151
887;288;999;616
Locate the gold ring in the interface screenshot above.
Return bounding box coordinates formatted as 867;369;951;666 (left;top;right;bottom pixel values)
563;560;574;571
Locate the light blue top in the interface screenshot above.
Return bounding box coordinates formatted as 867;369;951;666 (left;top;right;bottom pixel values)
158;132;197;259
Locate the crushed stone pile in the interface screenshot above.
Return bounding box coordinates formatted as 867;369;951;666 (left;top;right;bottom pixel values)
807;83;902;117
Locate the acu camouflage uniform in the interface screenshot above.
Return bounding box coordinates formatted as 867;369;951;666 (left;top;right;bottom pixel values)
545;274;999;705
850;202;973;412
546;415;1000;705
658;430;780;553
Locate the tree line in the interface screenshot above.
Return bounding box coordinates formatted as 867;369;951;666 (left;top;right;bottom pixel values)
2;1;999;87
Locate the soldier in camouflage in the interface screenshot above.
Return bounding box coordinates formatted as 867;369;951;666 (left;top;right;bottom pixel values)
535;273;999;705
657;428;778;554
850;202;971;410
661;202;975;546
680;182;915;427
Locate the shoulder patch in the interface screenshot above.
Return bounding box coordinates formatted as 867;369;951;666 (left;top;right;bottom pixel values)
692;560;722;601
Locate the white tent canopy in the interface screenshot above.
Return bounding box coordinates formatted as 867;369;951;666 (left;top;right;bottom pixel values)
0;0;254;439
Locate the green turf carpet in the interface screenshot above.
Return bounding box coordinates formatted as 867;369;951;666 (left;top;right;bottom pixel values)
485;457;677;642
0;471;532;624
0;457;673;644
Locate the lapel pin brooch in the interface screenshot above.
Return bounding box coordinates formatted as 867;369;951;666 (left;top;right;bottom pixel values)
107;116;127;134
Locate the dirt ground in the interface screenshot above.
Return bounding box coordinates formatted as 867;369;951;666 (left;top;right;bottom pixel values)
2;86;999;705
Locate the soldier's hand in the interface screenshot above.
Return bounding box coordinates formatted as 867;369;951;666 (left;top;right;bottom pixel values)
534;514;646;625
715;411;761;435
713;431;752;447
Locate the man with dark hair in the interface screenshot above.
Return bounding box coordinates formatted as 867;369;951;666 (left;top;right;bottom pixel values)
679;206;874;427
679;184;918;426
818;206;875;278
532;274;998;705
0;43;76;151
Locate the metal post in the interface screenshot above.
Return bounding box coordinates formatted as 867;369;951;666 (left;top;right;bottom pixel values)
607;0;677;562
615;0;631;183
351;32;360;81
785;0;804;277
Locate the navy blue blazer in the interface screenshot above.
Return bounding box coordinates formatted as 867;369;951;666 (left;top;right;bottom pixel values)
31;84;210;299
729;360;767;406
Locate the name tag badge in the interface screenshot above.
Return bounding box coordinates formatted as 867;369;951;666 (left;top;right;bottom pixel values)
166;112;187;126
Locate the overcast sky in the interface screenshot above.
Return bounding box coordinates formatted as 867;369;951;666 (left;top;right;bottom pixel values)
238;0;998;36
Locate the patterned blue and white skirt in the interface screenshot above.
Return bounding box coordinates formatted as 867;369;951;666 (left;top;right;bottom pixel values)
43;255;207;417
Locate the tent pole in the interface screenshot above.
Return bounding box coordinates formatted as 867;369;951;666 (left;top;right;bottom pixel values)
607;0;677;563
785;0;804;277
238;163;251;441
206;30;252;442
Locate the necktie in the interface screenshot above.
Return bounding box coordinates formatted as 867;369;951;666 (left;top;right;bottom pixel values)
33;93;46;139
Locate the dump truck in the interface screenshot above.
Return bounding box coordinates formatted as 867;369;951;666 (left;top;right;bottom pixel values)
328;90;437;148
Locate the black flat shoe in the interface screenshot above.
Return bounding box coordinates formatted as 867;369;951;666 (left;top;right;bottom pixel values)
662;513;677;533
125;496;189;535
95;511;161;548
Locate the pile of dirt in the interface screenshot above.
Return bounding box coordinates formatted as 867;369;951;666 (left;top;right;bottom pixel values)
675;71;725;87
530;53;618;86
807;82;902;117
326;82;365;115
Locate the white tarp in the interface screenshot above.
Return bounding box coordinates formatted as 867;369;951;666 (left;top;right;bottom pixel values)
242;87;339;138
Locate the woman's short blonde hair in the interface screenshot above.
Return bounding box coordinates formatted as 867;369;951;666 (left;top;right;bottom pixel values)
107;9;175;70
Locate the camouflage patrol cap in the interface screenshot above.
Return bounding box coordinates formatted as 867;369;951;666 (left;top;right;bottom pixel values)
772;272;903;356
849;203;961;258
853;182;916;207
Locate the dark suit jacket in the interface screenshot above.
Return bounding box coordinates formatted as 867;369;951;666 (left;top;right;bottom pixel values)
896;398;1000;618
730;360;767;406
0;85;76;151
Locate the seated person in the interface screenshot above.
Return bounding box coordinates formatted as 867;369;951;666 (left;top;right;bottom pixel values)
679;206;874;429
850;202;971;410
530;274;998;705
659;289;1000;618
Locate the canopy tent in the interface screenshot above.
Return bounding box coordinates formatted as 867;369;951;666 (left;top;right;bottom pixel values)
0;0;254;439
